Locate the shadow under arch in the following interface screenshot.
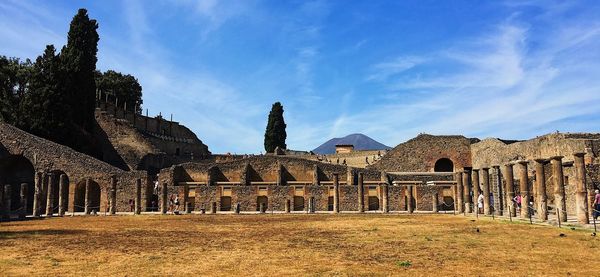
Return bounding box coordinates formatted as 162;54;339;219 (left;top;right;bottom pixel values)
73;179;101;213
434;158;454;172
0;155;35;214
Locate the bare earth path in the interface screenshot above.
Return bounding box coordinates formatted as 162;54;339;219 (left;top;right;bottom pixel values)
0;214;598;276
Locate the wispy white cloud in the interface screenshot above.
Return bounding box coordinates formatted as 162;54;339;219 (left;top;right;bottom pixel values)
367;56;428;81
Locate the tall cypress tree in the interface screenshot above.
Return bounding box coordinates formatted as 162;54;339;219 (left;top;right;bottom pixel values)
264;102;287;153
61;8;99;130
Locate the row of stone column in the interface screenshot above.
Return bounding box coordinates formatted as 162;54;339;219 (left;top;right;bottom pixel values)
456;153;591;224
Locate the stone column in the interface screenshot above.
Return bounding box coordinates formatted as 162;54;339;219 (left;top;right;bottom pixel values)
533;159;548;221
432;191;439;213
161;182;168;214
504;163;516;217
551;156;567;222
516;161;530;218
455;172;464;213
3;185;11;219
347;167;355;186
357;173;364;213
333;174;339;213
276;163;284;186
462;170;472;213
309;196;315;213
471;169;480;214
0;183;3;219
19;183;28;219
33;172;43;217
46;173;54;217
382;184;389;213
574;153;589;224
493;166;504;216
481;167;491;215
183;183;190;214
285;199;290;213
109;176;117;215
58;174;67;216
135;179;142;215
84;178;91;215
407;185;414;213
312;165;319;186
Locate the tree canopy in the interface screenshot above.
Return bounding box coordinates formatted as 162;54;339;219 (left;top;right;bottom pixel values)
0;8;144;156
95;70;143;113
264;102;287;153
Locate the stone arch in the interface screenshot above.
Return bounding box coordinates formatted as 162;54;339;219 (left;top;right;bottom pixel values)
0;155;35;214
434;158;454;172
73;179;101;213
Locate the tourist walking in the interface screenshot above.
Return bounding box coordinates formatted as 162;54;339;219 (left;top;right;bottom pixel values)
593;189;600;220
477;193;484;214
128;199;134;212
514;195;522;213
169;194;175;213
174;195;180;213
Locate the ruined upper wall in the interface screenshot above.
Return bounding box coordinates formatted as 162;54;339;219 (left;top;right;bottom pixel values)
95;108;210;173
369;134;472;172
470;132;599;168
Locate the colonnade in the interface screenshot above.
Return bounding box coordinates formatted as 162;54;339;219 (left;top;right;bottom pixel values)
458;153;591;224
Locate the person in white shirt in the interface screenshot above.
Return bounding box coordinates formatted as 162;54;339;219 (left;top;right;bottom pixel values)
477;193;484;214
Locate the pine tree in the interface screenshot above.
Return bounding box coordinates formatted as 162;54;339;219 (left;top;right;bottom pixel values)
264;102;287;153
61;8;99;130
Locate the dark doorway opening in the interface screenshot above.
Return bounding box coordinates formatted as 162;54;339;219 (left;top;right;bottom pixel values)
293;196;305;211
220;196;232;211
434;158;454;172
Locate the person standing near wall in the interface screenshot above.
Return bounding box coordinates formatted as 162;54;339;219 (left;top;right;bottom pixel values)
477;193;484;214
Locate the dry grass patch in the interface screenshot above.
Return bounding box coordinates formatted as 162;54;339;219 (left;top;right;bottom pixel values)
0;214;598;276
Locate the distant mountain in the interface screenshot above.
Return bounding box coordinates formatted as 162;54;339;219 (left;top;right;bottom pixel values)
312;133;391;154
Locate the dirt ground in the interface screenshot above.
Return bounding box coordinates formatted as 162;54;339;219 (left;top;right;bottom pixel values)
0;214;598;276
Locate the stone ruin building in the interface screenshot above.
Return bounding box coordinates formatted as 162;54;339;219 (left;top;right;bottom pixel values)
1;102;599;225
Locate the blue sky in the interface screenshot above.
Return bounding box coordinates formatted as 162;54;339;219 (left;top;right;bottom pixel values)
2;0;600;154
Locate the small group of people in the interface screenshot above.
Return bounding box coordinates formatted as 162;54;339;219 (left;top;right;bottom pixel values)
169;194;181;214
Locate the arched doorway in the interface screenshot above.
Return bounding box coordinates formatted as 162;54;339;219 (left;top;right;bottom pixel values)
73;180;101;213
434;158;454;172
0;155;34;214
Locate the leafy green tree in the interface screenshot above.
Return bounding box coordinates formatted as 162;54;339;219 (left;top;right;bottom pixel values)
96;70;143;113
264;102;287;153
0;56;32;124
61;8;99;130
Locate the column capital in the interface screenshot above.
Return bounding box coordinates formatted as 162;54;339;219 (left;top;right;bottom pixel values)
534;158;547;164
514;160;529;165
491;165;500;169
573;152;586;158
472;168;479;172
481;167;490;170
550;155;564;161
503;162;514;167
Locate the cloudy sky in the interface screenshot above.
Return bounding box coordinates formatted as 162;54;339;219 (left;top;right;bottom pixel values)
1;0;600;153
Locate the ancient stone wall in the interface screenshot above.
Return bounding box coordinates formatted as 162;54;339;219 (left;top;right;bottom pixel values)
95;108;210;173
369;134;472;172
0;122;147;214
160;155;454;213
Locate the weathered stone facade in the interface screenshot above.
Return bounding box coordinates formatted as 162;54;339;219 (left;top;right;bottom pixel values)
0;122;147;217
159;156;454;213
370;134;473;172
